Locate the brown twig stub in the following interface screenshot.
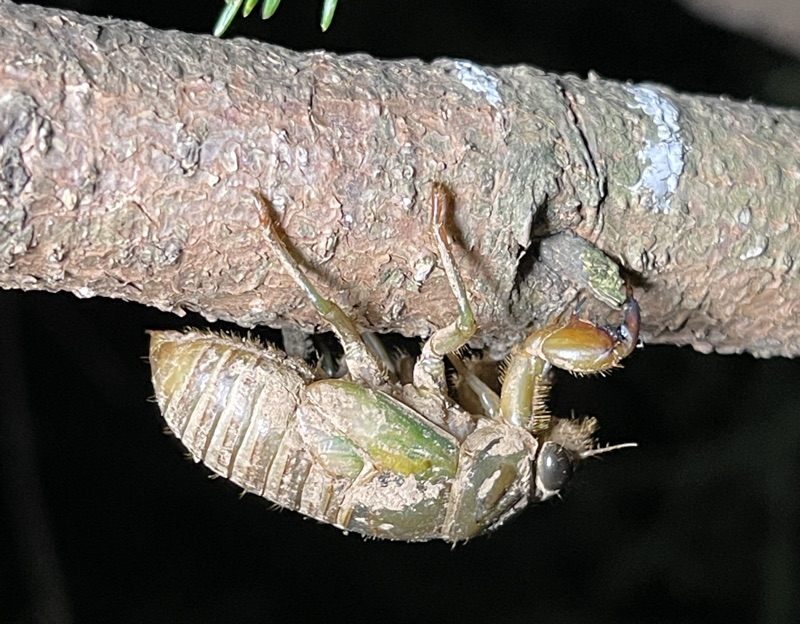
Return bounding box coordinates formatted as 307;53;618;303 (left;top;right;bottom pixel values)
1;1;800;357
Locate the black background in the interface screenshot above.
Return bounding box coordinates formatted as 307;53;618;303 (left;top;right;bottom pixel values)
2;1;800;622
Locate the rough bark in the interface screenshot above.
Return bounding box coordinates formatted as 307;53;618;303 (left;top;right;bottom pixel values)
1;0;799;358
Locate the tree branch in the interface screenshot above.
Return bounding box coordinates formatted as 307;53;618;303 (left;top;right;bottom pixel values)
1;0;799;357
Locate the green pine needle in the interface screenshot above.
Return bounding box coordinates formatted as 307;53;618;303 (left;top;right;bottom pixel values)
242;0;260;17
261;0;281;20
213;0;339;37
320;0;338;31
213;0;242;37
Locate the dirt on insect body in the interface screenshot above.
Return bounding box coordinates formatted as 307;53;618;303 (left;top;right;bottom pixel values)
149;184;640;543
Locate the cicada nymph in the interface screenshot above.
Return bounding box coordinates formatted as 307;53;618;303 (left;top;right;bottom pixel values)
149;185;640;542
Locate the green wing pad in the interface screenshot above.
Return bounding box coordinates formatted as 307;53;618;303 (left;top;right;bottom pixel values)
301;379;459;481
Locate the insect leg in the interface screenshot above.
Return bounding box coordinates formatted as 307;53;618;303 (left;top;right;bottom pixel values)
446;353;500;419
256;194;388;388
499;293;640;429
311;331;398;380
413;184;477;394
498;353;554;429
361;331;399;378
524;293;641;375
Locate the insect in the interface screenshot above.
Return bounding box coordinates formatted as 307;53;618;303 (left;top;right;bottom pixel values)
149;184;640;542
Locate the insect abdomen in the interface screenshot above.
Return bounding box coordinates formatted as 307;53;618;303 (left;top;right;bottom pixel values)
149;331;534;542
149;330;314;495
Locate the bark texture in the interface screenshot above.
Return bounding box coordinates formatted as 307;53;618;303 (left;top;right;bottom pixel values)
1;0;799;357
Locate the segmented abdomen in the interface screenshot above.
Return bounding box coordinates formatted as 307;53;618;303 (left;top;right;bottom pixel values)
149;331;315;496
149;331;534;542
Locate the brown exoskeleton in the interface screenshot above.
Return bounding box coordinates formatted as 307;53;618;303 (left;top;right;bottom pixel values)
149;185;640;542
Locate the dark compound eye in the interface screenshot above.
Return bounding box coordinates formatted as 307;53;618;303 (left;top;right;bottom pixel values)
538;443;575;492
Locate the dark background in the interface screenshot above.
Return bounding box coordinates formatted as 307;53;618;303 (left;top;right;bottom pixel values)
2;1;800;622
